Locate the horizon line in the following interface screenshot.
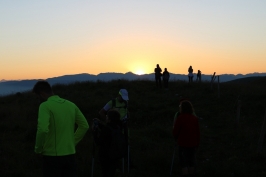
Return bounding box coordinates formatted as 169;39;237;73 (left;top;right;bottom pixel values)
1;71;266;82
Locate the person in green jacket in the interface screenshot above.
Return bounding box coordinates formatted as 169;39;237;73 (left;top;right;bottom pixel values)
32;80;89;177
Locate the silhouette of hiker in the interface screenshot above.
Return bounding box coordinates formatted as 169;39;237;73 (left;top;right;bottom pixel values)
188;66;193;83
162;68;170;89
93;110;123;177
32;80;89;177
154;64;162;88
173;100;200;176
196;70;201;82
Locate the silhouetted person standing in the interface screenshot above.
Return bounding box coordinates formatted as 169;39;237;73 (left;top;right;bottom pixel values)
93;110;124;177
32;80;89;177
196;70;201;82
173;100;200;176
188;66;193;83
163;68;170;89
154;64;162;88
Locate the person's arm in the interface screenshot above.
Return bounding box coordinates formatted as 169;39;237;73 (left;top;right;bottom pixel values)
92;120;104;145
74;106;89;145
196;117;200;147
99;101;112;121
35;104;50;154
173;112;179;128
172;115;182;139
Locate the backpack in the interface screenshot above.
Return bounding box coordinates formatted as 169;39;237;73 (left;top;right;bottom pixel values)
107;125;127;160
111;98;129;120
111;98;127;109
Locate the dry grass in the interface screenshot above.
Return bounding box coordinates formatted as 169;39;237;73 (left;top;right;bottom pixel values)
0;78;266;177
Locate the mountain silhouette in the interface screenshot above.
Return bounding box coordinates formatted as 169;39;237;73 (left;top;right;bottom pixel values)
1;72;266;96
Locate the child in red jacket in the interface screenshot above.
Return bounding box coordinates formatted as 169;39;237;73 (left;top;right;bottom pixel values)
173;100;200;177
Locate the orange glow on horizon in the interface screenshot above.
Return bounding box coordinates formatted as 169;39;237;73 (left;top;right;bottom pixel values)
1;31;266;80
134;70;145;75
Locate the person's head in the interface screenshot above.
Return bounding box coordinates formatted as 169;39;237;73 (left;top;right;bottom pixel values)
164;68;167;71
157;64;159;67
118;89;129;102
179;100;194;114
32;80;53;101
106;109;120;124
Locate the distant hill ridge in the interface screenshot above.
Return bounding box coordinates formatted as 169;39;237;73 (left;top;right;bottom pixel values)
1;72;266;96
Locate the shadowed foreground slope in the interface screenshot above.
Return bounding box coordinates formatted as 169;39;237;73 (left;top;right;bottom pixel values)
0;79;266;177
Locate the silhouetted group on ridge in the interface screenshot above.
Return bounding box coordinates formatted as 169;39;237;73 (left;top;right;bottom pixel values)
154;64;202;88
188;65;202;83
154;64;170;89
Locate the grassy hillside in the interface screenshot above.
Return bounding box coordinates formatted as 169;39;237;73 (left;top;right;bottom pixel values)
1;79;266;177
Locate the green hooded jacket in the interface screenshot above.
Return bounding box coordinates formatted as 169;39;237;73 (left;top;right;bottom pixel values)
35;95;89;156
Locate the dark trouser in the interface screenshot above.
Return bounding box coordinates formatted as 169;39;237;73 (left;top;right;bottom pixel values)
178;146;196;168
43;154;77;177
123;121;129;160
100;158;119;177
188;76;193;83
196;76;201;82
155;76;162;88
163;79;169;88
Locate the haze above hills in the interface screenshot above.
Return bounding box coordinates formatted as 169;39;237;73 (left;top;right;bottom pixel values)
0;72;266;96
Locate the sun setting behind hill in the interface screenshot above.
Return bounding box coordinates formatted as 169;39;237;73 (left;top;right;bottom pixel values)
134;70;145;75
1;1;266;80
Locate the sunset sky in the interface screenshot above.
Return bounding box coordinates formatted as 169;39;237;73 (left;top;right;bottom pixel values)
1;0;265;80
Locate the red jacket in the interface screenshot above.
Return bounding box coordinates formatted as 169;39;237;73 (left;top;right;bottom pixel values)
173;113;200;147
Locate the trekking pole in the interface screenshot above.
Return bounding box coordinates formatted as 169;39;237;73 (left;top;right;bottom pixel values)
170;144;176;176
91;140;95;177
122;158;125;173
128;144;130;173
125;121;130;173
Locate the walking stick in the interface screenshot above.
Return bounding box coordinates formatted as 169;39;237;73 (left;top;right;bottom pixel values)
91;121;99;177
122;158;125;173
91;140;95;177
128;144;130;172
125;122;130;173
170;144;176;176
123;120;130;173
